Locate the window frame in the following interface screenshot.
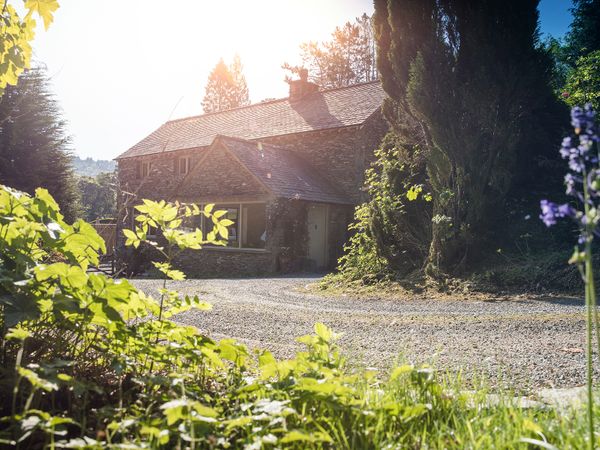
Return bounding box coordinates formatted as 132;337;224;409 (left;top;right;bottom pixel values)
141;161;152;178
177;156;191;175
200;201;267;250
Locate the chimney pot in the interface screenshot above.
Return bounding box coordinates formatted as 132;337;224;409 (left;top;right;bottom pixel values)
288;69;319;102
299;68;308;82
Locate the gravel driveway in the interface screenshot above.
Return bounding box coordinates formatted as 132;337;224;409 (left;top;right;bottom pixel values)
132;276;590;391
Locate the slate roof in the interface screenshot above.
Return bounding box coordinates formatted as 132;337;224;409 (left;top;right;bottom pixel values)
117;81;385;159
215;136;352;204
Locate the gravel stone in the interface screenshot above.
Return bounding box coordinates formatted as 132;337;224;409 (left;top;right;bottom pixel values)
132;276;592;392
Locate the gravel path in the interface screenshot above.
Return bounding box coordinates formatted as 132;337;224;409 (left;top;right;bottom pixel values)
132;276;590;391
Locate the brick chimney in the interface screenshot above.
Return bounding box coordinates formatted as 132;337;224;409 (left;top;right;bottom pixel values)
288;68;319;102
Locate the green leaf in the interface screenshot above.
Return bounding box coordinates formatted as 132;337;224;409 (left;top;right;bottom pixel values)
224;416;253;431
25;0;60;29
259;350;277;367
390;364;414;381
18;367;58;392
314;322;333;342
280;430;332;444
5;326;31;341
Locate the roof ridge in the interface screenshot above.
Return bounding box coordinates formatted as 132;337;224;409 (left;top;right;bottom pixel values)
165;80;382;125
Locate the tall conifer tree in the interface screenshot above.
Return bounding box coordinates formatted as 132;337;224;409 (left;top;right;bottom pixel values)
372;0;561;275
565;0;600;62
202;56;250;113
229;54;250;108
0;67;79;221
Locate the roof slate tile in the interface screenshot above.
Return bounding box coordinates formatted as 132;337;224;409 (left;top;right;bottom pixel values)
117;81;385;159
218;136;352;205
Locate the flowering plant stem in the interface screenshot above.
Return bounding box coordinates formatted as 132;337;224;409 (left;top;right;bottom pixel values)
584;237;596;449
541;104;600;449
582;136;599;450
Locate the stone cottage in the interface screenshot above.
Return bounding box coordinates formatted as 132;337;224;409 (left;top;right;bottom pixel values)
115;74;387;276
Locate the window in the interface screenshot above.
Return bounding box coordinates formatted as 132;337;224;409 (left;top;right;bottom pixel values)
136;161;152;179
142;162;152;178
241;203;266;249
194;203;266;249
176;157;191;175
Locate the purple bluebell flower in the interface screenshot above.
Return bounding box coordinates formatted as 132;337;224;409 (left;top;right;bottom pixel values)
565;173;577;196
557;203;575;218
540;200;558;226
540;200;576;227
579;134;593;153
571;104;596;136
569;156;585;173
560;137;574;159
542;105;599;247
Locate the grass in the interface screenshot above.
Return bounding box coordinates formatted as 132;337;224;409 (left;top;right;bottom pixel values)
317;247;585;301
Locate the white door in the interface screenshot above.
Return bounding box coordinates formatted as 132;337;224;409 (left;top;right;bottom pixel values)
307;205;328;269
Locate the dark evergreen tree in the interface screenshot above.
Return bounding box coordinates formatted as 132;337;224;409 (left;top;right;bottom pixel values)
202;57;250;113
371;0;562;276
564;0;600;62
0;67;79;221
544;0;600;92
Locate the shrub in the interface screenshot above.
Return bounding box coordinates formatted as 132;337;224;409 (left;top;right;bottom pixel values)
0;185;596;449
333;133;432;284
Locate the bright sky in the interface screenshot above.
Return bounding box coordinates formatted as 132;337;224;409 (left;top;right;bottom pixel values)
26;0;572;161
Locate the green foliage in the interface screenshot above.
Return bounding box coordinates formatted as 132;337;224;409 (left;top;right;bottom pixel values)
201;56;250;113
0;185;598;448
334;133;432;282
332;204;389;283
283;13;377;88
0;0;58;95
564;50;600;110
372;0;562;277
564;0;600;64
0;67;80;221
543;1;599;108
77;172;117;221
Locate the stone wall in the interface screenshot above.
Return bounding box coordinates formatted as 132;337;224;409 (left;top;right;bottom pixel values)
259;112;388;203
175;145;269;202
117;147;203;202
175;247;276;278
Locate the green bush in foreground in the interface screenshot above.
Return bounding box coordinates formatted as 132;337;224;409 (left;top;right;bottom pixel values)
0;185;594;449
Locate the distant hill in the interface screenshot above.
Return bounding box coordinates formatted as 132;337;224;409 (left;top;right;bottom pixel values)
72;156;116;177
